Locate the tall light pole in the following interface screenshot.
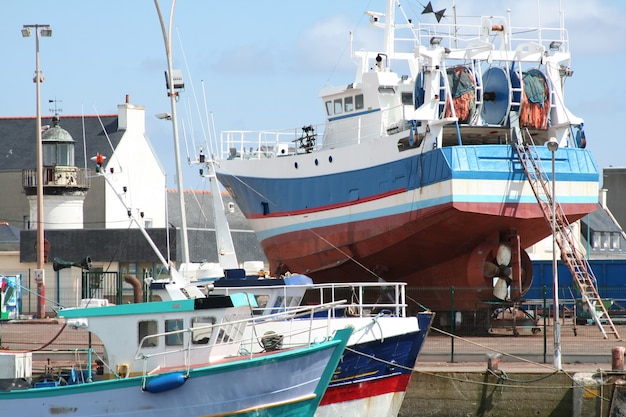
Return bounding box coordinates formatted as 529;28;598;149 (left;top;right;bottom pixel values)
547;136;561;369
153;0;190;266
22;24;52;319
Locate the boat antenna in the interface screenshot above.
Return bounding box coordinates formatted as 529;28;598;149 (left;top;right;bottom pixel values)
176;26;211;159
201;80;218;158
453;1;457;48
210;111;218;158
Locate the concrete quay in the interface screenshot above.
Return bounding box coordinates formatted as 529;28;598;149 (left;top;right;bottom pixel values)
399;325;626;417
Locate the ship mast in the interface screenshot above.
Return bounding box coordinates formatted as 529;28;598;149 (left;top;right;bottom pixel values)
382;0;396;59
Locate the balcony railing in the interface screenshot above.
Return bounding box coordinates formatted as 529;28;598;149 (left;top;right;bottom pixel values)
22;166;91;190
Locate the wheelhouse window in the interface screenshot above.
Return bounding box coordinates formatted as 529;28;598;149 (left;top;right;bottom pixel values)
192;316;216;345
325;101;332;116
344;96;354;112
355;94;364;110
378;86;396;94
334;99;343;114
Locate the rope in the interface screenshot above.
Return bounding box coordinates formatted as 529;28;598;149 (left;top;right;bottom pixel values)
344;345;611;400
214;163;385;281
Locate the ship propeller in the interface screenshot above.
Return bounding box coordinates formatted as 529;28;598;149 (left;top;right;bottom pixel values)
474;234;534;303
483;243;514;300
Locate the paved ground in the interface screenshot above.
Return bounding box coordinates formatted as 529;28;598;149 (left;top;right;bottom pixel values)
1;318;624;373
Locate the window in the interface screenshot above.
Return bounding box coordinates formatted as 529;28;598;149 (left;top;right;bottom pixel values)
612;233;621;250
402;92;413;105
139;320;158;347
325;101;332;116
255;295;270;309
378;86;395;94
57;143;74;166
592;232;601;249
355;94;364;110
43;144;56;166
42;143;74;166
165;319;184;346
334;99;343;114
192;316;216;344
344;96;354;112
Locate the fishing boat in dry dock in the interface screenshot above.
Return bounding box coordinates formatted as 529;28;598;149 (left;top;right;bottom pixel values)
214;0;599;313
0;292;350;417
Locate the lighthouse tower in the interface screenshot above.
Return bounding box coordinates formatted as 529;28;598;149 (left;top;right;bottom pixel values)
23;115;90;230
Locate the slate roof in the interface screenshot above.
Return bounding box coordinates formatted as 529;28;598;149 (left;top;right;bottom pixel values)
0;114;121;172
580;204;626;257
0;222;20;251
18;190;267;265
582;205;623;233
167;190;266;264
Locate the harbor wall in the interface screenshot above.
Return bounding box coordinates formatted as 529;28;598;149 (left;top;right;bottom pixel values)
400;370;609;417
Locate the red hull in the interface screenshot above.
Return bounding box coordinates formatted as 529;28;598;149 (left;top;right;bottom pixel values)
320;373;411;406
264;201;596;311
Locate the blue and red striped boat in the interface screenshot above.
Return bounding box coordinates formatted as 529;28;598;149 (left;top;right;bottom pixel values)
215;0;599;313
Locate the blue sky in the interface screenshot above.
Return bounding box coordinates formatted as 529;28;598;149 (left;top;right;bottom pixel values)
2;1;625;190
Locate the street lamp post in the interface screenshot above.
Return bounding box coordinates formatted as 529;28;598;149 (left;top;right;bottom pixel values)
153;0;190;266
22;24;52;319
547;136;561;369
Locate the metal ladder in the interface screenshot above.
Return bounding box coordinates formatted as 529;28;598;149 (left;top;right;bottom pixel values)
514;134;620;340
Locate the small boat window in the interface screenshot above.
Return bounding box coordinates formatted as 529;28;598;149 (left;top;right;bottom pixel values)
355;94;364;110
378;86;395;94
165;319;184;346
344;96;354;112
334;99;343;114
325;100;332;116
139;320;158;348
271;296;285;314
192;316;216;344
285;296;293;308
402;92;413;105
255;295;270;309
292;296;303;307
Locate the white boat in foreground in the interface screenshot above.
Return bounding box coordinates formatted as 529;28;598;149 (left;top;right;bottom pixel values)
207;276;434;417
0;293;351;417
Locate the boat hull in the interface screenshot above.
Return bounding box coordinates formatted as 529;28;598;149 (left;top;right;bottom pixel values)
0;329;350;417
316;311;434;417
216;144;599;311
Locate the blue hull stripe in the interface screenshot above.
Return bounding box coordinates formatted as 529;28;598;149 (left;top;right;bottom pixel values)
217;146;598;221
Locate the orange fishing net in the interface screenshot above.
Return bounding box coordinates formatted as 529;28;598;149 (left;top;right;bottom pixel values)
444;67;476;123
519;70;550;129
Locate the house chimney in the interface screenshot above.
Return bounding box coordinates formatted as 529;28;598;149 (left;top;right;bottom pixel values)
117;97;145;132
600;189;608;208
